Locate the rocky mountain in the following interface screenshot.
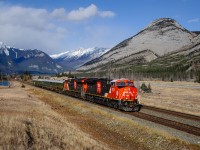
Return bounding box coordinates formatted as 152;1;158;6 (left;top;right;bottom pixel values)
145;34;200;71
78;18;199;72
51;47;109;70
0;42;62;74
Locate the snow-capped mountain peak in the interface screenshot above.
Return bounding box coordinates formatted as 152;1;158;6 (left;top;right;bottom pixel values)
50;51;70;59
0;42;9;56
0;42;5;47
51;47;109;59
0;42;63;73
51;47;110;70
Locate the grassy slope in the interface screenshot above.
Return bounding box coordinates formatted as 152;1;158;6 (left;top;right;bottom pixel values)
28;83;199;150
0;82;199;150
0;82;108;150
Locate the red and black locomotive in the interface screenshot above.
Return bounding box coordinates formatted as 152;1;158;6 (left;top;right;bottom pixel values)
63;78;142;111
33;78;142;111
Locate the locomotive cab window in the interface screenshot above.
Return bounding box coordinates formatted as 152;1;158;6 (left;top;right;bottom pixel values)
111;82;115;86
126;82;134;86
116;82;125;87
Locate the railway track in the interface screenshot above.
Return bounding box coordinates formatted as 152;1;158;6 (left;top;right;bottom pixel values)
127;112;200;137
143;105;200;122
23;81;200;137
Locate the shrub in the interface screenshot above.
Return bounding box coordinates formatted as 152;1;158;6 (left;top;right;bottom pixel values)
147;83;152;93
141;83;152;93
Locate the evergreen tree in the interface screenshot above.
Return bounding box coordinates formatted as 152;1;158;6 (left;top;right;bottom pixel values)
0;71;2;80
22;71;31;81
141;83;147;91
197;72;200;83
147;83;152;93
68;71;73;78
141;82;152;93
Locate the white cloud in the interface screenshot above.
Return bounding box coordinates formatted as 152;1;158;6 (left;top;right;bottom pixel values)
51;8;66;19
98;11;115;18
188;18;200;23
51;4;115;21
0;6;49;30
0;24;66;53
67;4;97;21
0;5;67;54
0;3;115;54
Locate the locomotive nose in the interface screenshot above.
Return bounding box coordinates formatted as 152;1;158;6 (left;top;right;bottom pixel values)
121;91;134;100
122;87;135;100
124;92;131;100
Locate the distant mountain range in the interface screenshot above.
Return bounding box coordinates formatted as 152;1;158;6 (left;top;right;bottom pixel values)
50;47;109;70
0;42;62;74
78;18;200;75
1;18;199;77
0;42;109;74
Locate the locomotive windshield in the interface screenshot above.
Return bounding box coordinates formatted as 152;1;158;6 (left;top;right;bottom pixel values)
126;82;134;86
116;82;125;87
115;81;134;87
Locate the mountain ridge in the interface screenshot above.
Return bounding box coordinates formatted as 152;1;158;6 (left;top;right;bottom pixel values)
51;47;110;70
0;42;63;74
78;18;199;72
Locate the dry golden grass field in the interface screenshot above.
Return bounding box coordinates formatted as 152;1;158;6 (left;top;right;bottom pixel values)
0;81;200;150
0;82;108;150
137;81;200;116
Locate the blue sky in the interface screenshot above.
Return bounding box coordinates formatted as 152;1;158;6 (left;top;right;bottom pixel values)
0;0;199;54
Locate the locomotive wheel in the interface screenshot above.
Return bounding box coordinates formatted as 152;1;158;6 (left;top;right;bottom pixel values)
114;103;118;109
132;104;143;112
